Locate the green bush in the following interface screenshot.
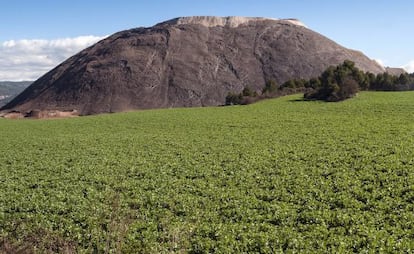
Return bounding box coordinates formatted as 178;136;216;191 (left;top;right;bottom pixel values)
262;80;278;94
305;61;360;101
225;93;243;105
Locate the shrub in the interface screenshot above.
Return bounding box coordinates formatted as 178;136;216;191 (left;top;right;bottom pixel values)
337;77;359;100
225;93;243;105
305;61;361;102
305;78;359;102
242;87;256;97
262;80;278;94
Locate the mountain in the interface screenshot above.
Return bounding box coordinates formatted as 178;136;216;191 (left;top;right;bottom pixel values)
385;67;406;76
0;81;32;107
1;16;385;116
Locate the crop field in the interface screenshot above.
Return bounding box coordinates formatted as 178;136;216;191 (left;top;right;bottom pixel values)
1;92;414;253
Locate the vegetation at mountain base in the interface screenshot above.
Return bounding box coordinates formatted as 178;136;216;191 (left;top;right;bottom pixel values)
304;60;414;101
227;60;414;105
1;92;414;253
225;80;299;106
304;60;362;101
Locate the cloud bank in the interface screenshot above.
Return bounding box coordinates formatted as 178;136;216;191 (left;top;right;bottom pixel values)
403;61;414;73
374;59;385;68
0;35;106;81
376;58;414;73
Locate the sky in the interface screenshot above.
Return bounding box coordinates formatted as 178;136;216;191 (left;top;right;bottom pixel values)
1;0;413;81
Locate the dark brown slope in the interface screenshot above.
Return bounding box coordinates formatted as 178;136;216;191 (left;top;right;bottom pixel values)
2;16;384;115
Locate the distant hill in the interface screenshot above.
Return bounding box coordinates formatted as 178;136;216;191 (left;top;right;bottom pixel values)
0;81;31;107
2;16;385;115
385;67;406;76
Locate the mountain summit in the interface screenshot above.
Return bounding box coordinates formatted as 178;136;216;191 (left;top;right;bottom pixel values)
2;16;384;115
157;16;307;28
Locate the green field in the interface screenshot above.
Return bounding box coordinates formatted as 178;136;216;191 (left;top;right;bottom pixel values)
1;92;414;253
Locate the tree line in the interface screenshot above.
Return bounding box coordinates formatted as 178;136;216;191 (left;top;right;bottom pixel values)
226;60;414;105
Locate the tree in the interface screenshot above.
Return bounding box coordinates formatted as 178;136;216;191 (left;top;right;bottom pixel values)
262;79;278;94
242;87;256;97
305;61;360;101
366;72;376;90
320;66;336;86
225;93;243;105
305;78;321;89
337;77;359;100
398;73;409;85
282;80;297;89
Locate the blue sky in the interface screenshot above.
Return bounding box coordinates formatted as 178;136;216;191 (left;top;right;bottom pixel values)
1;0;413;80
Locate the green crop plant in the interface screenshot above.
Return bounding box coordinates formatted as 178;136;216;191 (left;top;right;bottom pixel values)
1;91;414;253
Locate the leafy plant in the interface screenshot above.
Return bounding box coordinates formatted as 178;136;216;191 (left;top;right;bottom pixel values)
1;91;414;252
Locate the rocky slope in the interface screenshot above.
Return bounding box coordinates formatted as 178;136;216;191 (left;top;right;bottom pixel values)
2;16;385;115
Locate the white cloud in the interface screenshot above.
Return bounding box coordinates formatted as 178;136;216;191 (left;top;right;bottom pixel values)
402;60;414;73
0;35;106;81
374;59;385;67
